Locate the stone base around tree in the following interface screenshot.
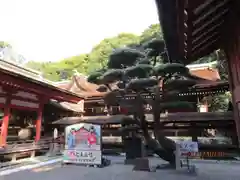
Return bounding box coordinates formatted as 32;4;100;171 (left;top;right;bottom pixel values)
132;158;150;171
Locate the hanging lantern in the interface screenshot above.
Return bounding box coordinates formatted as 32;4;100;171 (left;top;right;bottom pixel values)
103;106;108;113
199;104;208;112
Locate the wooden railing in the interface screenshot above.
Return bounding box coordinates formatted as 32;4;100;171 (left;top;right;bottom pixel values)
54;112;234;126
85;82;229;103
0;137;57;155
164;111;234;122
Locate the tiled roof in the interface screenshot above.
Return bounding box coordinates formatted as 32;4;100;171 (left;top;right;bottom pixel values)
190;68;220;81
0;59;83;100
54;74;104;98
55;63;223;98
0;59;44;82
50;100;84;113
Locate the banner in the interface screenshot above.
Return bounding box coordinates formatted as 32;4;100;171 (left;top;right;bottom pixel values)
63;123;102;165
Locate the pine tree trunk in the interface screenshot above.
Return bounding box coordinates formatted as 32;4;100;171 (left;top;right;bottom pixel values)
152;86;176;165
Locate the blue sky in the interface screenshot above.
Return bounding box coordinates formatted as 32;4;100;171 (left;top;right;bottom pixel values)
0;0;159;62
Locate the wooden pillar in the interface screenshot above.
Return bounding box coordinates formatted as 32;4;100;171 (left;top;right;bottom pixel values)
222;0;240;146
191;123;198;142
0;94;11;146
231;127;238;146
35;101;44;141
224;34;240;146
174;130;178;137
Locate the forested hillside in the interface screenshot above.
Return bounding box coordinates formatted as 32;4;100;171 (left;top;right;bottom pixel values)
25;24;162;81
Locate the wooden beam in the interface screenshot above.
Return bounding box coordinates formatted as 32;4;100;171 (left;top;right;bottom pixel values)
192;0;216;14
184;1;195;58
155;0;181;62
103;124;234;130
192;33;220;51
176;0;186;59
163;112;233;121
192;23;221;45
192;9;229;36
74;112;234;124
84;88;229;105
194;0;229;16
190;40;219;62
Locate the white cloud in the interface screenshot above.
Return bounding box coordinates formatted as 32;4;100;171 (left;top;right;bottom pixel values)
0;0;159;62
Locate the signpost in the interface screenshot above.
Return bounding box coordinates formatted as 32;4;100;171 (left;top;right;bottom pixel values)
175;140;198;172
53;128;59;154
179;140;198;155
63;123;102;166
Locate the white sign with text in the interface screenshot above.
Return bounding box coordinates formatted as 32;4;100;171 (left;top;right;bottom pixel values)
64;150;102;165
175;141;198;170
178;140;199;154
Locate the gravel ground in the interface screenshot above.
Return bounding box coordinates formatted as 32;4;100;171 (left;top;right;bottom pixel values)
2;156;240;180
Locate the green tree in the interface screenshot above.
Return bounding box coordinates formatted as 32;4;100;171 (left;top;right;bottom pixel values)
24;24;163;81
55;54;89;78
88;33;140;72
191;52;216;65
87;40;196;166
25;54;89;81
25;61;60;81
140;24;162;43
208;92;231;112
25;61;44;72
0;41;11;48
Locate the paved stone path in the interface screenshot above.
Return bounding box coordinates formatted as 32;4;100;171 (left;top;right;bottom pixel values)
2;156;240;180
0;155;60;172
